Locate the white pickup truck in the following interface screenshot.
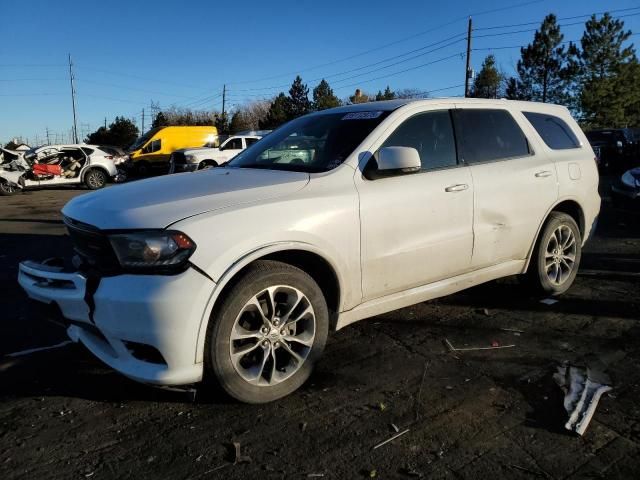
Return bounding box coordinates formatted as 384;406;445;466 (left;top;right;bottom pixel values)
169;135;262;173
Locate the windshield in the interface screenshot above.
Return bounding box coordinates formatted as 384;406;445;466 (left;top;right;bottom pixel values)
129;128;161;152
227;111;391;172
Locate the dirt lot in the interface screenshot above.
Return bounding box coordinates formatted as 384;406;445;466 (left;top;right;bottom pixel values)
1;182;639;480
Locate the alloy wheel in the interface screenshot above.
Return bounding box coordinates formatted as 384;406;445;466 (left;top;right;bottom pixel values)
545;224;577;285
229;285;316;386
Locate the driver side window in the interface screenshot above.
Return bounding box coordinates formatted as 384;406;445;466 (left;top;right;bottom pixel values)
380;110;458;170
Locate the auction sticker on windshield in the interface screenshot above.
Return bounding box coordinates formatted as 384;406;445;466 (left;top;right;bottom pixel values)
342;111;383;120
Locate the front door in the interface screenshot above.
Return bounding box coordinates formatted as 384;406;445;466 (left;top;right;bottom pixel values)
357;109;475;301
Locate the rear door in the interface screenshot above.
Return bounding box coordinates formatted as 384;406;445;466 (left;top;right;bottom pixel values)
357;107;474;300
452;106;558;268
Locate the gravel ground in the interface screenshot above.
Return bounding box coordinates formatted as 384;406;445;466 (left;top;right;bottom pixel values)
0;180;639;480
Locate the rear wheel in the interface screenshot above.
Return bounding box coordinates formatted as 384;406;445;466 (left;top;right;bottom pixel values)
84;168;107;190
529;212;582;295
0;179;19;196
206;260;329;403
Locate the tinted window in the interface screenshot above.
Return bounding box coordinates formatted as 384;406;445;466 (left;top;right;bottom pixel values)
380;110;457;170
81;147;95;156
245;138;259;147
523;112;580;149
455;109;530;164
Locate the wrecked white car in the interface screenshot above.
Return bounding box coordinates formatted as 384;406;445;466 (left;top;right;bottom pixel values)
0;144;121;196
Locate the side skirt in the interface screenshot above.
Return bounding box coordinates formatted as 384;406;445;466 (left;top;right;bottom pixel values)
335;260;526;330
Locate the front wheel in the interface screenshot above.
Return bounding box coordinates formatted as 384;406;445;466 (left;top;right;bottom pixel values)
0;179;20;196
529;212;582;295
84;168;107;190
206;260;329;403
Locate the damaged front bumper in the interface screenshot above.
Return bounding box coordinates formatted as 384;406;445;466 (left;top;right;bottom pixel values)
18;259;215;386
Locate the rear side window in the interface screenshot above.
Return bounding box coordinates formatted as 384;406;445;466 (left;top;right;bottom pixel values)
523;112;580;150
81;147;94;156
380;110;457;170
454;109;530;164
246;138;259;147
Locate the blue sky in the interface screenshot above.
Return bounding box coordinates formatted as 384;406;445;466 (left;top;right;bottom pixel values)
1;0;638;145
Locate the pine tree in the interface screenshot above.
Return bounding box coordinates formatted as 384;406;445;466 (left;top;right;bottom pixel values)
286;75;311;119
375;86;395;101
106;117;139;148
260;93;290;129
578;13;638;128
312;79;341;111
515;14;574;104
471;55;503;98
581;13;635;79
85;126;111;145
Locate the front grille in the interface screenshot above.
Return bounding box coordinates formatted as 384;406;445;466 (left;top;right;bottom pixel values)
172;152;186;165
63;216;119;271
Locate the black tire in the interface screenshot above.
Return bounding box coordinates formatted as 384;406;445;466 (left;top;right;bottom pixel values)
83;168;107;190
135;161;151;177
0;179;19;196
205;260;329;403
528;212;582;295
198;160;218;170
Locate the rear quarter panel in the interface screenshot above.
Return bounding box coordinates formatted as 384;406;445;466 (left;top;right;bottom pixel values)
523;105;600;242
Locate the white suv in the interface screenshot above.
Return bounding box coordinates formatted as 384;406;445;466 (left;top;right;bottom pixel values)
18;99;600;403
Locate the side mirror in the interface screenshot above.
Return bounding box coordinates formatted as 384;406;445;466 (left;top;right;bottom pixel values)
377;146;421;172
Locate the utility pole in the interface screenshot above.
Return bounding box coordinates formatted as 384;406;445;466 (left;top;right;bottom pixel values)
68;54;79;143
45;127;51;145
104;117;107;129
222;84;226;117
142;108;145;134
464;17;472;98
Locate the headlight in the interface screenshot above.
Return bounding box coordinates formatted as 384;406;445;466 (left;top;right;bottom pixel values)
109;230;196;272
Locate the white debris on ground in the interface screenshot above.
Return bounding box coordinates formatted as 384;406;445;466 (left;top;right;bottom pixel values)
553;362;613;436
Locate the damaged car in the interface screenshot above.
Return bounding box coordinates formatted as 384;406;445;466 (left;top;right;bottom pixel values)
18;99;600;403
0;144;122;196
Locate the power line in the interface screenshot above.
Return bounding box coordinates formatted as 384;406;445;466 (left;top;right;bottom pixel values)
475;6;640;31
473;32;640;52
331;52;465;91
474;13;640;39
230;33;467;93
78;79;198;99
226;0;546;86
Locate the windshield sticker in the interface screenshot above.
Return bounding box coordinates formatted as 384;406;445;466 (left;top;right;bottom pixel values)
342;111;383;120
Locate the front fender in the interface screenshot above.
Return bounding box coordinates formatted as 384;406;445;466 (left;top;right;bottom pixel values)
192;241;349;365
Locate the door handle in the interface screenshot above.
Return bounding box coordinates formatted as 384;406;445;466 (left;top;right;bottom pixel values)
535;170;552;178
445;183;469;192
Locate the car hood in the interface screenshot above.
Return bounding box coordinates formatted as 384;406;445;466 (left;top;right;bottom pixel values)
62;167;309;229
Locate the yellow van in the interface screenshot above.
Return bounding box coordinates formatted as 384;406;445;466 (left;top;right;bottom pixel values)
128;126;218;175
